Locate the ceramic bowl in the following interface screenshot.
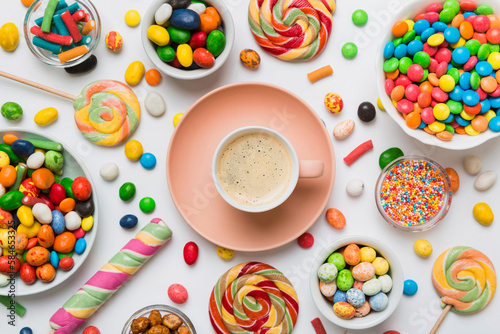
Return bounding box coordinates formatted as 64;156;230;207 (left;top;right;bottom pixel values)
121;304;196;334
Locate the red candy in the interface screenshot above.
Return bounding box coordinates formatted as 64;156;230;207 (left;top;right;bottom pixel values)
20;263;37;284
397;99;414;113
72;176;92;201
407;64;424;82
395;75;411;87
428;58;439;72
19;178;40;197
431;87;448;102
183;241;199;265
22;195;45;207
189;31;207;49
73;227;86;239
473;32;487;44
385;79;395;95
423;42;438;56
460;0;477;12
0;255;20;274
421;107;435;124
193;48;215;68
60;10;82;43
435;48;451;63
30;26;73;45
82;326;101;334
311;317;327;334
436;62;448;77
297;232;314;248
344;140;373;166
49;183;67;205
39;194;55;211
405;84;420;102
418;92;432;107
424;12;439;24
486;27;500;44
59;256;74;271
473;15;491;33
464;56;478;71
414;13;426;22
168;283;188;304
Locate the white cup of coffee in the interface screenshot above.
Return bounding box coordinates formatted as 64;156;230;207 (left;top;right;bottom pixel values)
212;126;324;213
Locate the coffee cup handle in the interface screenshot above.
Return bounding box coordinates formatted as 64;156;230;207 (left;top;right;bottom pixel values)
299;160;324;178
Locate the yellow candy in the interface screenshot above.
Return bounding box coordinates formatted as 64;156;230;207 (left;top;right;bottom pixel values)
484;110;497;121
487;52;500;70
473;202;494;226
82;216;94;231
216;246;234;260
414;239;433;257
124;140;143;161
360;247;376;263
372;257;389;275
450;37;466;49
0;228;14;249
427;33;445;47
438;75;455;92
392;100;397;108
125;10;141;27
405;20;414;31
460;110;475;120
147;25;170;46
2;247;9;256
0;151;9;168
433;104;450;121
177;44;193;67
34;107;58;126
17;221;41;239
17;205;34;227
173;112;184;127
465;124;480;136
377;97;385;111
0;22;19;51
125;60;145;86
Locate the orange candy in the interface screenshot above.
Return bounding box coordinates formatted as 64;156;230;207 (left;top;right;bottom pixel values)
488;14;500;28
205;7;221;26
405;111;422;129
419;81;433;93
199;14;218;34
2;134;18;145
31;168;54;190
437;131;453;141
0;165;16;187
26;246;50;266
428;72;439;86
455;126;466;134
460;21;474;39
37;225;55;248
386;69;399;80
464;103;481;115
496;70;500;84
36;263;56;282
451;14;465;28
390;85;405;101
325;208;346;230
59;198;76;213
53;232;76;253
418;91;432;107
21;0;35;6
481;76;498;93
392;21;408;37
473;32;487;44
471;115;489;132
145;69;161;86
445;168;460;192
423;126;436;135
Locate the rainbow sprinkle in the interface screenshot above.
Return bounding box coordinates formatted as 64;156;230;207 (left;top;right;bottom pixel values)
380;159;446;226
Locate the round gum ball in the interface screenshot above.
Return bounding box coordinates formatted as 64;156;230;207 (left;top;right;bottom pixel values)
369;292;389;311
120;214;138;229
378;274;393;293
346;288;366;307
327;252;346;271
140;153;157;169
342;42;358;59
168;283;188;304
358;102;376;122
82;326;101;334
297;232;314;248
139;197;156;213
318;263;338;282
99;162;119;181
414;239;433;257
404;279;418;296
352;9;368;26
324;93;343;113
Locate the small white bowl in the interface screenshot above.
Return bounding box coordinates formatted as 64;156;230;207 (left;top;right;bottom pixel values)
376;0;500;150
310;235;403;330
141;0;234;80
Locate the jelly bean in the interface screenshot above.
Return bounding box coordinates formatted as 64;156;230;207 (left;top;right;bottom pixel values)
170;9;201;30
155;3;173;25
50;250;59;268
20;263;36;284
34;107;58;126
0;22;19;51
36;263;56;282
177;43;193;67
72;176;92;201
190;31;207;50
139;197;155;213
119;182;136;201
199;13;218;34
53;231;76;253
26;151;45;170
157;45;176;62
0;190;24;210
124;140;143;161
125;61;145;86
74;238;86;254
168;283;188;304
11;140;35;157
17;205;34;228
206;30;225;58
193;48;215;68
119;214;138;229
173;112;184;127
216;246;234;260
59;256;74;270
147;25;170;46
25;237;37;250
81;215;93;231
75;198;94;217
0;144;22;165
59;198;76;213
403;279;418;296
140;152;156;169
124;10;141;27
183;241;199;265
473;202;494;225
49;184;66;205
187;3;206;15
65;211;81;231
0;165;16;187
325;208;346;230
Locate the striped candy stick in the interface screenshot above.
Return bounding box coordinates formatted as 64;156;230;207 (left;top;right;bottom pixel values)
49;218;172;334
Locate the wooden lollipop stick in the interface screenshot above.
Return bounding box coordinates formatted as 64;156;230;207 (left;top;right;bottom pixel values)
429;304;452;334
0;70;77;101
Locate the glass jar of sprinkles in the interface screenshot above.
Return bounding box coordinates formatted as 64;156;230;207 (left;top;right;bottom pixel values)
375;156;452;232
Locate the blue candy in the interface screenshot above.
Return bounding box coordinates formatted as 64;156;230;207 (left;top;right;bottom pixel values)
394;44;407;59
20;328;33;334
413;19;430;35
346;288;365;308
480;99;491;113
12;210;21;230
11;140;35;157
462;90;480;106
418;121;426;129
463;12;476;18
403;279;418;296
489;116;500;132
75;238;87;254
120;214;138;229
50;250;59;269
140;152;157;169
421;27;436;42
432;21;448;32
455;114;471;126
452;47;471;64
459;72;472;89
490;96;500;108
369;292;389;311
170;9;201;30
407;40;423;55
443;26;460;43
449;86;464;101
476;61;493;76
333;289;347;303
384;42;395;59
443;113;454;123
51;210;66;235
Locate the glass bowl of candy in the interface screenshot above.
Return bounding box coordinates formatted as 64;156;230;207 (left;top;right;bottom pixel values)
141;0;235;80
0;129;98;296
121;304;196;334
24;0;101;67
310;236;404;330
375;155;452;232
377;0;500;150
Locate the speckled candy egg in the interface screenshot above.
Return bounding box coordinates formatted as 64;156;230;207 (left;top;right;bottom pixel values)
362;278;382;296
369;292;389;311
352;262;376;282
354;300;371;317
36;263;56;282
378;274;393;293
346;288;366;308
372;257;389;275
333;289;347;303
327;252;346;271
333;302;355;320
240;49;260;68
337;269;354;291
333;119;355;140
26;246;50;266
324;92;343;113
14;232;28;252
344;244;361;266
318;263;338;282
319;280;337;297
353;280;364;290
360;247;376;263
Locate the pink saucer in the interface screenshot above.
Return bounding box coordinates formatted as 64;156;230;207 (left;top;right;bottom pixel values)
166;82;335;252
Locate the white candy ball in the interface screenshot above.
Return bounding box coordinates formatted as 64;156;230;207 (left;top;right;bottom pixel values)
346;179;364;197
26;151;45;169
32;203;53;225
65;211;82;231
100;162;119;181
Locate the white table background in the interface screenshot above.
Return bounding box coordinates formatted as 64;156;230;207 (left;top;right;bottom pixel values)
1;0;499;333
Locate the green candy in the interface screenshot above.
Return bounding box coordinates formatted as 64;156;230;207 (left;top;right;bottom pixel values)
439;8;456;23
157;45;176;63
465;39;481;56
352;9;368;26
489;43;500;53
12;163;27;191
61;177;76;200
445;124;455;133
1;102;23;121
443;0;460;14
402;30;416;44
0;191;24;210
383;58;399;72
341;42;358;59
447;100;463;114
58;251;73;260
139;197;155;213
167;26;191;44
413;51;430;68
477;44;491;61
0;144;22;166
207;30;226;57
119;182;136;201
327;252;346;271
379;147;404;169
476;5;494;15
44;150;64;173
393;37;403;47
398;57;413;74
447;67;460;84
337;269;354;291
26;169;34;178
418;69;429;83
470;72;481;90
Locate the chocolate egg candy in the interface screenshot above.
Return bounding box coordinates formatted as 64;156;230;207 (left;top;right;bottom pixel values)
193;48;215;68
379;274;393;293
59;256;74;271
20;262;36;284
51;210;65;234
362;278;382;296
75;198;94;217
0;208;13;228
64;211;82;231
36;263;56;282
190;31;207;49
37;224;55;248
352;262;376;282
240;49;261;69
49;183;66;205
0;255;20;274
72;177;92;201
19;178;40;197
333;301;355;320
346;288;366;308
358;102;376;122
119;214;138;229
44;150;64;173
168;26;191;44
354;301;371;317
369;292;389;311
32;203;52;225
26;246;50;267
327;252;346;271
337;269;354;291
333;119;355;140
207;30;225;57
11;140;35;157
53;232;76;253
318;263;338;282
61;178;76;200
26;151;45;169
155;3;173;25
65;55;97;74
344;244;361;266
170;9;201;30
14;232;28;252
0;190;24;210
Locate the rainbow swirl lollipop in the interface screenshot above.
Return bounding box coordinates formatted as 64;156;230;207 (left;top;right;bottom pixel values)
73;80;140;146
209;262;299;334
248;0;336;61
432;246;496;314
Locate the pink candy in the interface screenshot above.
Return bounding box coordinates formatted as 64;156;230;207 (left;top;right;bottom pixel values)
407;64;424;82
426;3;443;13
423;43;438;57
473;15;490;33
421;107;435;124
435;48;451;63
395;75;411;87
168;283;188;304
431;87;448;102
436;62;448;77
405;84;421;102
428;58;439;72
385;79;395;95
397;99;414;113
424;12;439;24
464;56;478;71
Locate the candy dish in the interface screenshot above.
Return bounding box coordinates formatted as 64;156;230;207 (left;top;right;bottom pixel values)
310;236;404;330
0;129;98;296
121;304;196;334
376;0;500;150
141;0;235;80
375;155;452;232
24;0;101;68
166;82;335;251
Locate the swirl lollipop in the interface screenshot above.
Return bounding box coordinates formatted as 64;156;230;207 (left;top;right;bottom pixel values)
248;0;336;61
430;246;496;333
0;71;140;146
209;262;299;334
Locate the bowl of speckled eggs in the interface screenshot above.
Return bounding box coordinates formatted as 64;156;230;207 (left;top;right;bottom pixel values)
310;235;404;330
24;0;101;67
141;0;235;80
375;155;452;232
377;0;500;150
